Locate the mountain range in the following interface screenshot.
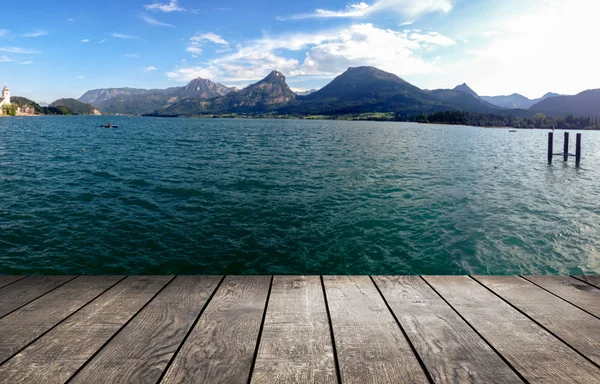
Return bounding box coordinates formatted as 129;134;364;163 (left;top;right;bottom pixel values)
480;92;562;109
77;66;600;118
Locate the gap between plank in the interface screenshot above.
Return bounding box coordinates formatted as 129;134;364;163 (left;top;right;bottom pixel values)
0;275;80;320
369;276;435;384
571;275;600;290
320;276;342;384
246;275;274;384
0;275;128;368
519;276;600;321
420;276;530;384
154;275;226;384
0;276;29;290
470;276;600;370
65;275;178;384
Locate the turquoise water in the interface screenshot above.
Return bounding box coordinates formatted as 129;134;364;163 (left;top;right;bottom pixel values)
1;116;599;275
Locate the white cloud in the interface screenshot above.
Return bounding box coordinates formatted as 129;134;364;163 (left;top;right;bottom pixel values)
0;55;12;62
186;32;229;56
190;33;229;46
480;31;499;37
186;46;202;54
97;39;107;44
81;39;90;43
286;2;371;19
168;51;299;83
67;18;74;22
409;31;456;46
0;29;9;37
78;76;85;80
167;67;218;81
144;0;184;12
435;0;600;98
139;14;175;27
19;61;34;65
0;47;38;54
111;33;144;41
168;23;444;83
279;0;452;20
143;66;158;72
292;24;439;76
125;53;141;58
22;31;48;38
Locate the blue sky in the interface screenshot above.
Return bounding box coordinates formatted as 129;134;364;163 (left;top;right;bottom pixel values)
0;0;596;102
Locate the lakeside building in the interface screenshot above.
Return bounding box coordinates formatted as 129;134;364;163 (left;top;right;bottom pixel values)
17;104;35;115
0;85;36;115
0;85;10;115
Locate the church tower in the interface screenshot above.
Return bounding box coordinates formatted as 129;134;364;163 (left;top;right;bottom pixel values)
2;85;9;104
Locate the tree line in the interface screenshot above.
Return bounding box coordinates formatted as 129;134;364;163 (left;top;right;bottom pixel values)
413;111;600;129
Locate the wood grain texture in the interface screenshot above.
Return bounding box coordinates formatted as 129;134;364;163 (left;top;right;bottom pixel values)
0;276;123;364
0;276;26;290
69;276;222;384
425;276;600;384
250;276;337;384
0;276;76;318
0;275;172;384
323;275;428;384
574;275;600;289
524;276;600;318
475;275;600;365
373;275;522;384
160;275;271;384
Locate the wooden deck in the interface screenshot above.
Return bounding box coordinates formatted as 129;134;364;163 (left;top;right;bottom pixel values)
0;275;598;384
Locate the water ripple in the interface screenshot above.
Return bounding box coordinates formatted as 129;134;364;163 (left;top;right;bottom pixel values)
0;116;599;275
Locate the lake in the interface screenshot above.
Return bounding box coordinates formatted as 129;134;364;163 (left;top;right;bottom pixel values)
1;116;598;275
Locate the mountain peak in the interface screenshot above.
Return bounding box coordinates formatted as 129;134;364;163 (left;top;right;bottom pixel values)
452;83;479;98
542;92;560;98
265;70;285;80
347;66;376;71
231;70;296;105
305;66;420;102
177;77;234;98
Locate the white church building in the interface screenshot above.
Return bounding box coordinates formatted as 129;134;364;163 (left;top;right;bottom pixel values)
0;85;11;115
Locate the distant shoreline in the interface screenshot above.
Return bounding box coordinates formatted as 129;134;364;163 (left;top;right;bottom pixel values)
6;113;598;130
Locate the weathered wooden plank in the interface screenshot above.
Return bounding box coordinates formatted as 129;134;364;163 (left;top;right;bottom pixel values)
160;275;271;384
524;276;600;318
574;275;600;289
374;275;523;384
0;276;26;290
0;276;76;318
69;276;222;384
476;275;600;366
0;276;172;384
323;275;428;384
425;276;600;384
250;276;337;384
0;276;124;364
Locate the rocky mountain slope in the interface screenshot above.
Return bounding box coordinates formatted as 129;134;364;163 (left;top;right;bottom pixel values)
160;70;296;115
92;78;234;115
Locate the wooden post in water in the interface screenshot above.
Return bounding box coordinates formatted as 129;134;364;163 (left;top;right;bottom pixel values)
548;132;553;164
563;132;569;162
576;133;581;167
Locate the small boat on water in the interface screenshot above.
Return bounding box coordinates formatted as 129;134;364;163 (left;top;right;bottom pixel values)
509;130;517;132
100;123;118;128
